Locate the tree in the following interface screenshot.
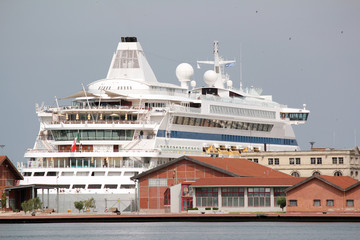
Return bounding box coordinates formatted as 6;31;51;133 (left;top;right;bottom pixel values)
20;197;43;214
277;196;286;212
1;192;7;211
84;197;96;211
74;201;84;213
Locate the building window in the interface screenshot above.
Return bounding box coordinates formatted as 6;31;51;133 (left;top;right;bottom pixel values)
311;158;316;164
332;157;337;164
221;187;245;207
274;187;286;207
313;171;321;176
289;200;297;206
334;171;342;176
268;158;273;165
339;157;344;164
296;158;301;164
346;200;354;207
253;158;258;163
289;158;295;165
248;188;271;207
291;171;300;177
317;158;322;164
326;200;334;206
196;188;218;207
164;188;170;206
313;199;321;206
274;158;279;165
149;178;168;187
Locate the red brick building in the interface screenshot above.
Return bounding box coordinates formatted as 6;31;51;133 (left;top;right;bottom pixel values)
132;155;292;212
0;156;23;210
286;175;360;212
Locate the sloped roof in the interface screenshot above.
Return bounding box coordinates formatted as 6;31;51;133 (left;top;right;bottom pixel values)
132;155;292;180
0;155;23;180
189;177;306;187
190;156;292;178
286;175;359;192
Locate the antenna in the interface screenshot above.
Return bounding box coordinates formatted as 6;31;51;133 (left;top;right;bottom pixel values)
239;43;243;91
309;141;315;149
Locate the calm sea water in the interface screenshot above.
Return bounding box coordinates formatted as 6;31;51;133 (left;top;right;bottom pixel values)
0;222;359;240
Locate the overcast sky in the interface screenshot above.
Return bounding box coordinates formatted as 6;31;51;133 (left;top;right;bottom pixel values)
1;0;359;163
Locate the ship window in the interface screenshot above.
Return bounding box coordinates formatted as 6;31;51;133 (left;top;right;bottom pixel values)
62;172;74;176
91;171;105;176
23;172;32;176
46;172;58;176
72;184;86;189
108;171;122;176
104;184;118;189
34;172;45;176
120;184;135;189
124;171;138;177
88;184;102;189
76;172;89;176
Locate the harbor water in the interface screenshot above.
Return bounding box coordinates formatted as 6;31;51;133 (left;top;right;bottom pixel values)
1;222;359;240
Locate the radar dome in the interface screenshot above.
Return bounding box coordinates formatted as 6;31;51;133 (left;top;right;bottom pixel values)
204;70;218;87
190;80;196;88
176;63;194;88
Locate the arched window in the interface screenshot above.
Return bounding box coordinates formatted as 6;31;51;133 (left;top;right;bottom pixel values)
291;171;300;177
164;188;170;206
312;171;321;176
334;171;343;176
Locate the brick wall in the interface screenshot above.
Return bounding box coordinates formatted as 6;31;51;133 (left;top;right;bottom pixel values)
139;159;231;211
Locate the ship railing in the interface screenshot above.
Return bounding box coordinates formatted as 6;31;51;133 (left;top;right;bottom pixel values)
170;105;201;113
38;105;152;113
45;119;157;125
199;95;286;108
18;161;150;169
25;148;160;154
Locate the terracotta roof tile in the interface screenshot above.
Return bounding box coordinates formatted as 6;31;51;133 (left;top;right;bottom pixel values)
190;156;292;178
318;175;358;189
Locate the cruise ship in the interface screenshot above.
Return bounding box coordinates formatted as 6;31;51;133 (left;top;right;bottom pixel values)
17;37;309;212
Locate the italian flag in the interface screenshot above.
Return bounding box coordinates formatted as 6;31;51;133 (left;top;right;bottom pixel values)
71;133;80;152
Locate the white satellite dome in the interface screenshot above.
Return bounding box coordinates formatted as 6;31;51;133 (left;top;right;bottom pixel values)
204;70;218;87
176;63;194;88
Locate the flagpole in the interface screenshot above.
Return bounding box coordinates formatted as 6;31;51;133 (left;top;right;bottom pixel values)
81;83;95;120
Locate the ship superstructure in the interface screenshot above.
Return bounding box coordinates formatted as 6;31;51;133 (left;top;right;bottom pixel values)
17;37;309;211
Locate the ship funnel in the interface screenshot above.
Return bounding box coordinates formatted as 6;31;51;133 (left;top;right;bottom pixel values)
106;37;158;83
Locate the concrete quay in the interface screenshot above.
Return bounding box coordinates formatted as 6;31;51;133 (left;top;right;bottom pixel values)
1;212;360;223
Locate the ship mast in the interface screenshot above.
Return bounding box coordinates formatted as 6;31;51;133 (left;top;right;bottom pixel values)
197;41;236;89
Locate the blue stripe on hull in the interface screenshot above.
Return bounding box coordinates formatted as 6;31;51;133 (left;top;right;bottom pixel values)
157;130;298;146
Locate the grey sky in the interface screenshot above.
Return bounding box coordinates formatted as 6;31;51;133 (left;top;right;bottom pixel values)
1;0;359;163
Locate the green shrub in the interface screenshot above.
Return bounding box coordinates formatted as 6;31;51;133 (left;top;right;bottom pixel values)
84;198;96;211
205;207;211;210
74;201;84;213
187;207;198;211
21;197;43;214
277;197;286;211
212;207;219;210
